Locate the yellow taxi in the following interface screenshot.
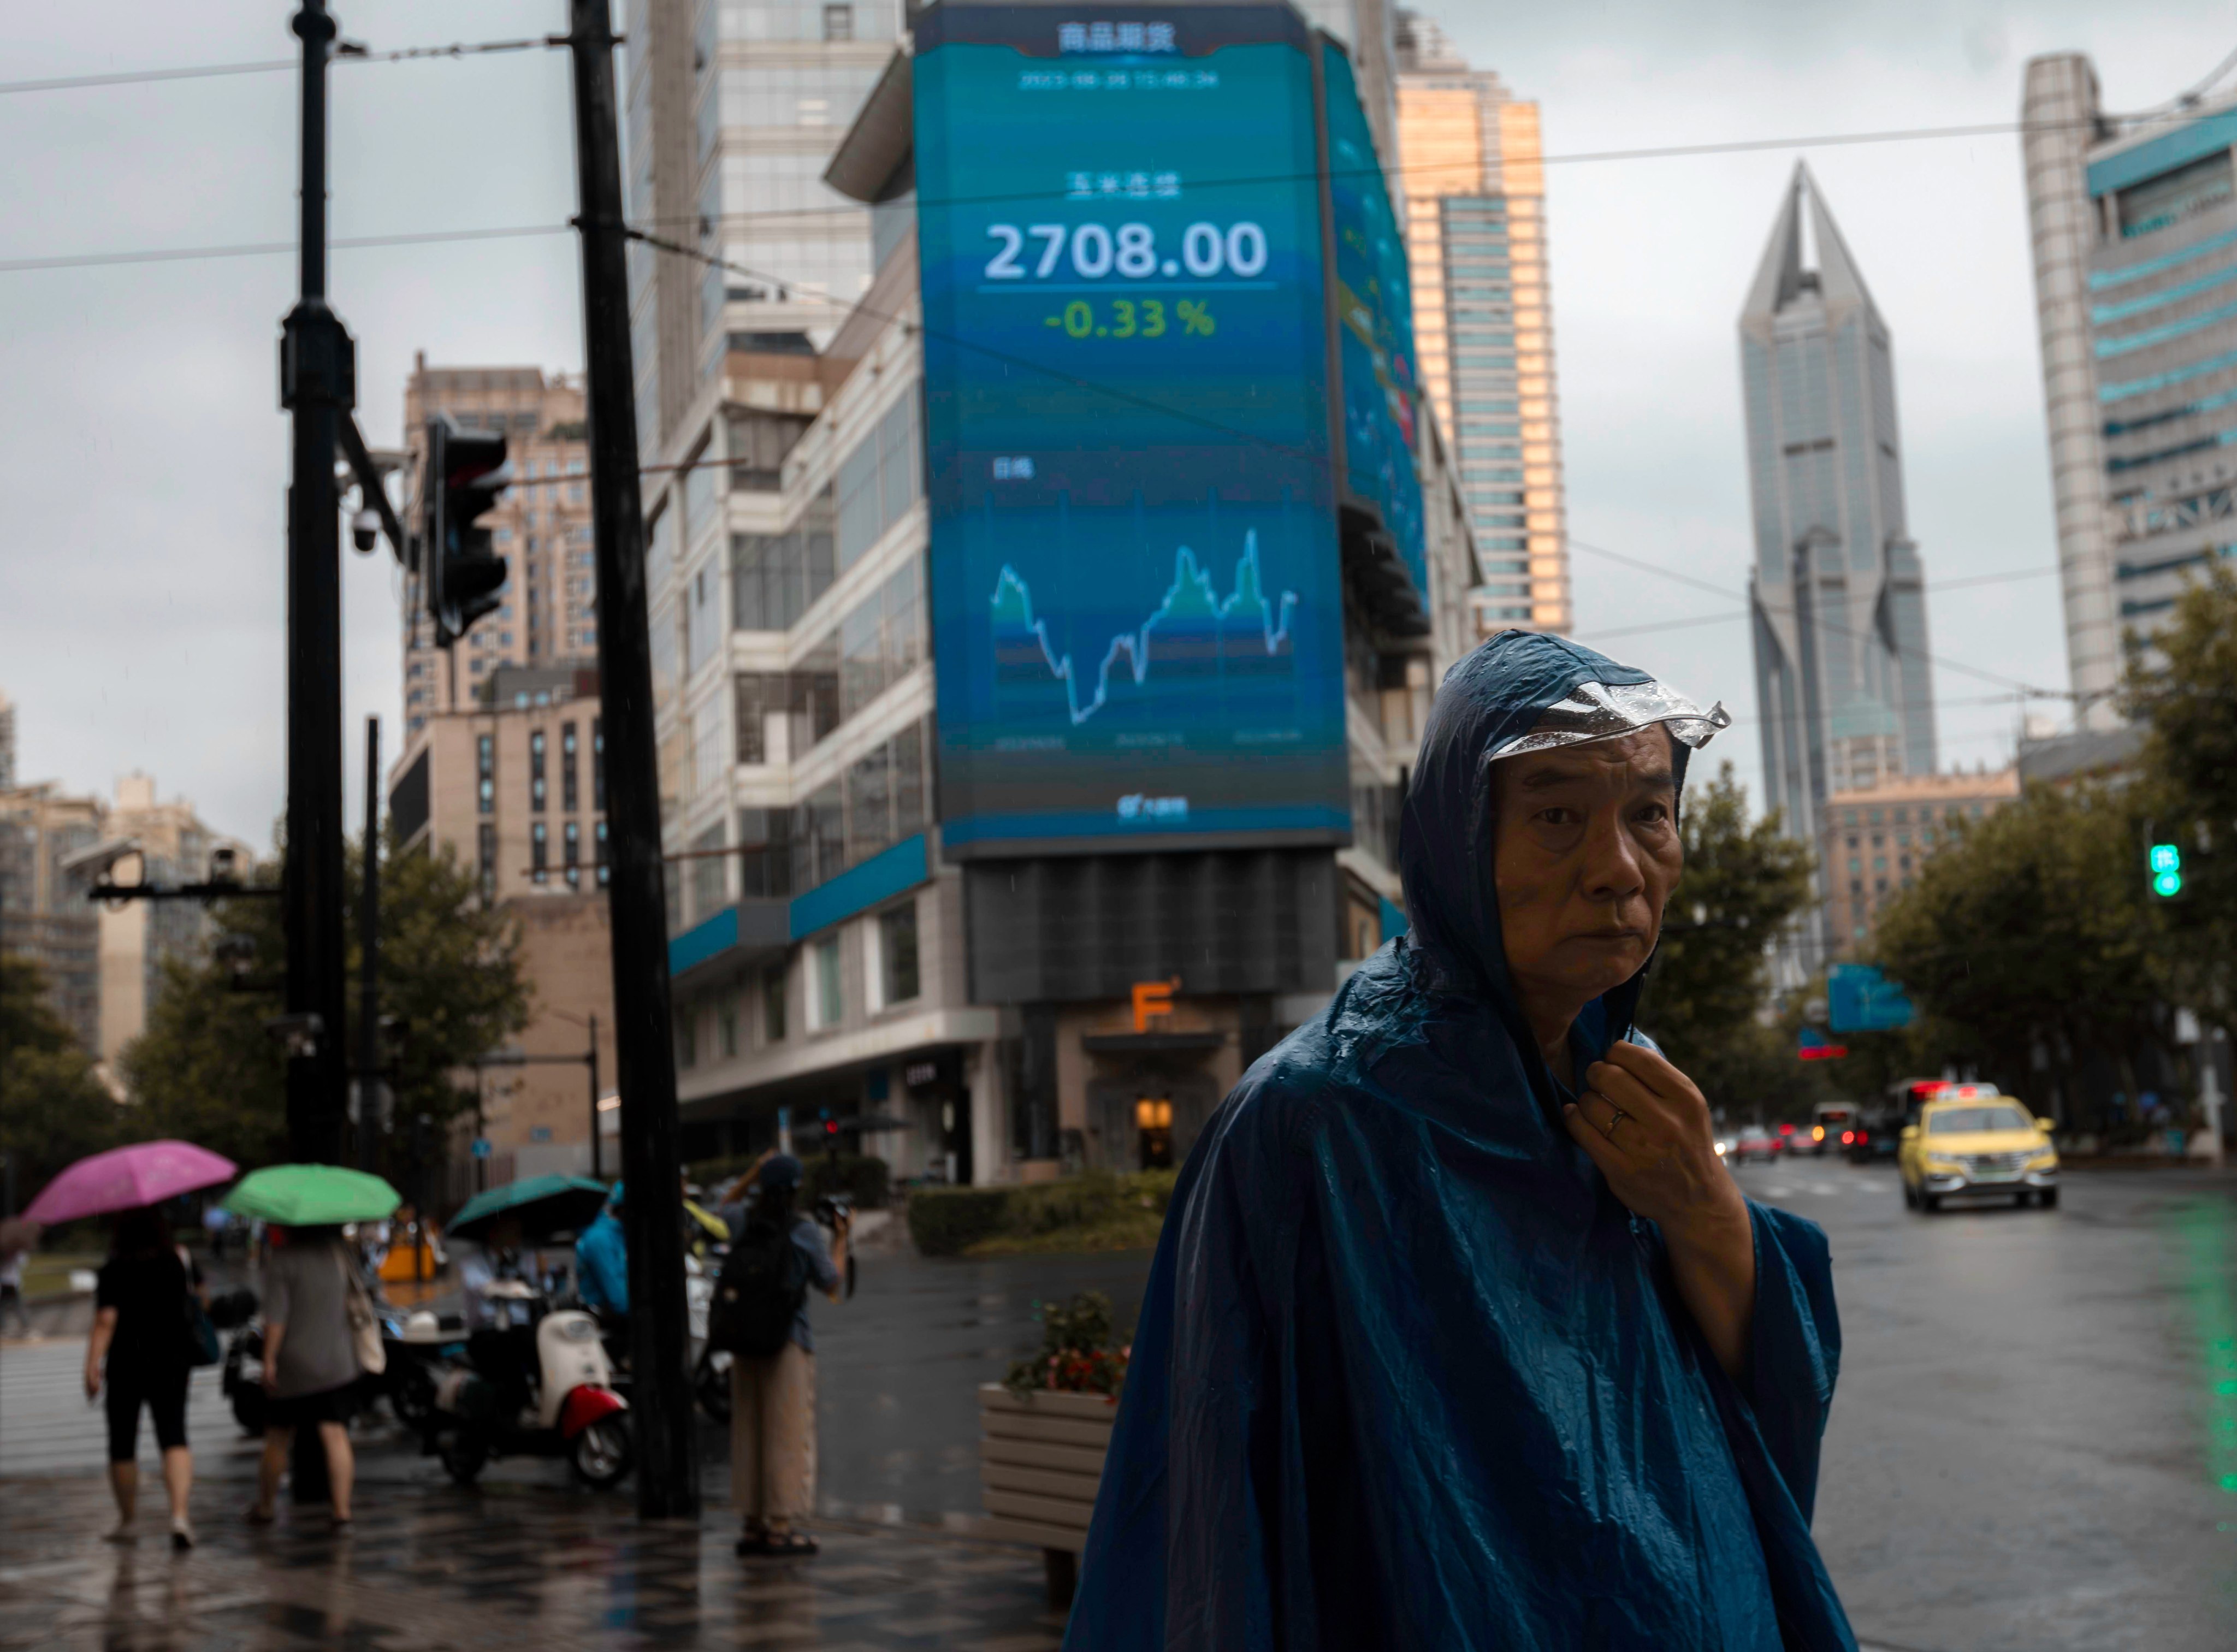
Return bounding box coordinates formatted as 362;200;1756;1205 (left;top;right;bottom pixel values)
1900;1091;2060;1212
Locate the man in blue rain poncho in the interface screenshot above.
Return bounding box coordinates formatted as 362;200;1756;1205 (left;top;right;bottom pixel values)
1066;632;1855;1651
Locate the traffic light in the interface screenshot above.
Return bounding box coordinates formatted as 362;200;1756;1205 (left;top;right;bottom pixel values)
422;416;511;648
2147;840;2185;901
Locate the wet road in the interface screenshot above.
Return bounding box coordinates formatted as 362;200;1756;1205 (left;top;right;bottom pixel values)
1746;1157;2237;1652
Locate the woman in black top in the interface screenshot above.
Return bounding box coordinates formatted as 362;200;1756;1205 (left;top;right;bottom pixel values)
84;1206;203;1549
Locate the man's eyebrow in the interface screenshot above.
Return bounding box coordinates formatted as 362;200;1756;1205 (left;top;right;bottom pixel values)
1511;763;1678;792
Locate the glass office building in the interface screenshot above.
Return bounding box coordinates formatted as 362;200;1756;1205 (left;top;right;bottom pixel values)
2024;56;2237;722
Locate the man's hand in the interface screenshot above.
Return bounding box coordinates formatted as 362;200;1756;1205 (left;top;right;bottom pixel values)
263;1354;279;1390
82;1360;101;1401
1563;1040;1756;1378
1563;1041;1744;1239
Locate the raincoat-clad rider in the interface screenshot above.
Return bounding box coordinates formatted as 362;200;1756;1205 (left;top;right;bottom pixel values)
1066;632;1855;1651
575;1184;629;1323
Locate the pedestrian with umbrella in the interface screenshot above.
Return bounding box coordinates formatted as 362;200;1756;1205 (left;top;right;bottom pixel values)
24;1140;239;1549
224;1165;400;1532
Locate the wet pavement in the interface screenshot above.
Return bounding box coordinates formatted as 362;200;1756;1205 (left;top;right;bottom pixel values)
4;1166;2231;1649
0;1473;1066;1650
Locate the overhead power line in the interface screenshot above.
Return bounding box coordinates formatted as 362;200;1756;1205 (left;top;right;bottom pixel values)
1566;538;2070;701
1576;566;2061;643
10;99;2234;276
0;34;581;97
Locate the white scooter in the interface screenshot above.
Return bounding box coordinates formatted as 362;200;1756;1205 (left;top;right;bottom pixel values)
428;1280;632;1488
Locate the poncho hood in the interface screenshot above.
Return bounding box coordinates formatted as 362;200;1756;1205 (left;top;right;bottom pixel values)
1400;628;1725;1080
1063;632;1851;1652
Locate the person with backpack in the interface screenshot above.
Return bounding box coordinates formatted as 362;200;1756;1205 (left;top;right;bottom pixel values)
708;1153;847;1557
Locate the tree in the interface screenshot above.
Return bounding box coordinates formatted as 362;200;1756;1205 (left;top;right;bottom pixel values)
2126;560;2237;1023
1642;762;1815;1120
119;833;530;1178
0;953;124;1204
1868;784;2171;1127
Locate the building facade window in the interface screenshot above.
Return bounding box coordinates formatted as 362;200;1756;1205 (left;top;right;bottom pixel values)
562;722;579;812
477;734;495;814
835;396;921;572
879;901;920;1006
530;729;547;812
719;998;739;1059
564;820;581;889
477;822;497;902
730;485;837;632
593;718;606;810
762;967;786;1044
677;1004;698;1069
810;935;843;1029
531;821;549;884
595;819;609;886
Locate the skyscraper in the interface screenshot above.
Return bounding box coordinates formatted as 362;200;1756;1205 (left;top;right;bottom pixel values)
1393;8;1571;636
1742;165;1936;878
2023;57;2237;721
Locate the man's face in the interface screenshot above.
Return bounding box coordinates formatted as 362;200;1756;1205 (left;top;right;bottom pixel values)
1490;729;1683;1008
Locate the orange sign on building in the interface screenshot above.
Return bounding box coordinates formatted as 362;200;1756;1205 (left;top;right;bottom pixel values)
1131;978;1181;1032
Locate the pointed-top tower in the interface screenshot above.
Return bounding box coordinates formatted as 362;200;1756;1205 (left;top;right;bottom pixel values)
1741;165;1937;968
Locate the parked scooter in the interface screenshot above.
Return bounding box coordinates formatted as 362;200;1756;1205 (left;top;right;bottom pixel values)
428;1280;631;1488
381;1307;466;1430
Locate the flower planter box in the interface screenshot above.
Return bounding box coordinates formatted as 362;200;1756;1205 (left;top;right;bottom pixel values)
979;1382;1118;1605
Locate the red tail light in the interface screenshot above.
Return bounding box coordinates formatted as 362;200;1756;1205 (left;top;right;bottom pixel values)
1857;1131;1869;1144
1841;1130;1854;1144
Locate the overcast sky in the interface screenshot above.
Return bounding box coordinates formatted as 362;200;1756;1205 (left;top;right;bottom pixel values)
1;2;2229;846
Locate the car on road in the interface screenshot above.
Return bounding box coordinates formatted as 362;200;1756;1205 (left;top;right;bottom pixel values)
1730;1126;1783;1164
1899;1097;2060;1211
1807;1103;1859;1157
1844;1111;1901;1164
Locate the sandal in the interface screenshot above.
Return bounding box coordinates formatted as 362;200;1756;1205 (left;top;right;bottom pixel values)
760;1530;818;1556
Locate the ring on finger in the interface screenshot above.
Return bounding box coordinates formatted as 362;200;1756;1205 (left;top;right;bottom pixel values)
1602;1107;1629;1140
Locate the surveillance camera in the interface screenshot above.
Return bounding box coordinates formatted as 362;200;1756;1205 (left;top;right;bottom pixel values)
352;507;381;553
60;837;143;883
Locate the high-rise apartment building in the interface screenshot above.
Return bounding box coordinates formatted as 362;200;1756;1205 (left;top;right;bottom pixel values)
1818;768;2017;955
0;759;250;1066
399;362;594;735
1393;8;1570;636
0;689;15;790
2023;58;2237;720
1742;165;1937;896
387;665;616;1181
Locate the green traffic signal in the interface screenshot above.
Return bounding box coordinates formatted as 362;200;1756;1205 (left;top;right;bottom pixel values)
2147;842;2183;899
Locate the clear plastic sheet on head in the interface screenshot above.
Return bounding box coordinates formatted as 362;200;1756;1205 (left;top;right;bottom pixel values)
1487;678;1731;762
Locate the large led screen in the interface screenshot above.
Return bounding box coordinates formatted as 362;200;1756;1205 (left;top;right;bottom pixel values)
1323;42;1428;610
915;4;1349;855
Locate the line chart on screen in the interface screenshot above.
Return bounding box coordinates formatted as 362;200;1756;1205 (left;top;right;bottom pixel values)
991;531;1299;726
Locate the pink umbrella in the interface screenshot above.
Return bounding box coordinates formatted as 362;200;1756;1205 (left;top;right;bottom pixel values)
23;1140;238;1225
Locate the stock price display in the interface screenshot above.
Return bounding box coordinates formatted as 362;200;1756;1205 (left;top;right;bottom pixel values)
915;8;1350;855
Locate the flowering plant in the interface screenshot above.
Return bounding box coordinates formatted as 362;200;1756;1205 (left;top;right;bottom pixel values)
1003;1290;1131;1400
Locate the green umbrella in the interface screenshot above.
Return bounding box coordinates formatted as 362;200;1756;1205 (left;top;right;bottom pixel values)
446;1174;612;1242
223;1163;401;1225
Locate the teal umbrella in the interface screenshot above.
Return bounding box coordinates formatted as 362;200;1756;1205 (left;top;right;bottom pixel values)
446;1174;612;1242
223;1163;401;1225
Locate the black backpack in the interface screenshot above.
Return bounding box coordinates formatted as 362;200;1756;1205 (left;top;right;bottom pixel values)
708;1218;808;1358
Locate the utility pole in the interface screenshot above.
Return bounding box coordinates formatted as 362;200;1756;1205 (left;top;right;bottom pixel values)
278;0;350;1509
280;0;350;1168
566;0;698;1519
358;716;381;1174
